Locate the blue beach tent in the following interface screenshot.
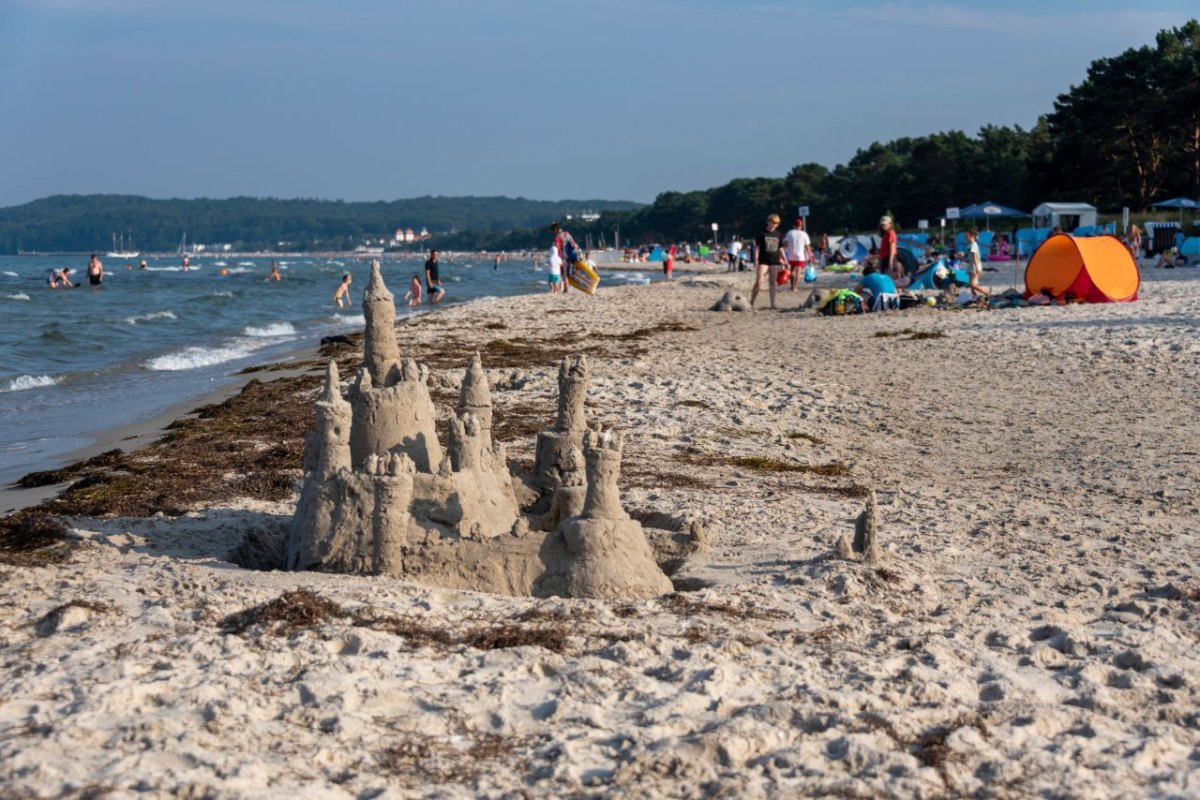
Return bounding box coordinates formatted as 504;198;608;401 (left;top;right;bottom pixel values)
959;201;1029;230
1150;197;1200;209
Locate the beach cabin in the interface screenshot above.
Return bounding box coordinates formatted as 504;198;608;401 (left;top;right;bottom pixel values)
1032;202;1098;232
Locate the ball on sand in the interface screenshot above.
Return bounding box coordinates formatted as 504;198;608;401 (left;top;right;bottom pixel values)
926;297;936;306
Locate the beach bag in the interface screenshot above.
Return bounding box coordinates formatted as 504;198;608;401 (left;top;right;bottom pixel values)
819;289;863;316
776;266;791;285
804;264;817;283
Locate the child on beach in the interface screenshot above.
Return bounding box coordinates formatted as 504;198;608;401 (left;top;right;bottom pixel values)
663;249;674;279
404;275;423;306
548;243;563;293
333;273;352;308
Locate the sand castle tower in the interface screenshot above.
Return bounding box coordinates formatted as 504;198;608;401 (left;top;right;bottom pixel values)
350;262;442;472
557;428;674;599
281;272;673;599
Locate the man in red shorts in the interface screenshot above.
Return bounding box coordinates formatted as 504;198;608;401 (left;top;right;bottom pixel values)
783;217;812;291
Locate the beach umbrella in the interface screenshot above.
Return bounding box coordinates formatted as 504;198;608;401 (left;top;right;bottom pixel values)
1150;196;1200;225
958;201;1029;231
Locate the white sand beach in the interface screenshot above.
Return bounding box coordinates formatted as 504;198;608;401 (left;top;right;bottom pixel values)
3;266;1200;798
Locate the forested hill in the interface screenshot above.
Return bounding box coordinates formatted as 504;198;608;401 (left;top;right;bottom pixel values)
0;194;642;254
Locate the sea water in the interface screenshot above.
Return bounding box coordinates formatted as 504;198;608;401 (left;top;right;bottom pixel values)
0;254;657;487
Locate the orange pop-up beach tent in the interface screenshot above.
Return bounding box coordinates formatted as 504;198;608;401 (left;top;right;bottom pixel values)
1024;234;1139;302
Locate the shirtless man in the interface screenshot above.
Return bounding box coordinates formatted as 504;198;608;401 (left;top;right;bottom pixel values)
87;254;104;286
268;261;282;281
333;273;352;307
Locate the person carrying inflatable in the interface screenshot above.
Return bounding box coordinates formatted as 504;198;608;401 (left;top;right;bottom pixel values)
551;221;599;295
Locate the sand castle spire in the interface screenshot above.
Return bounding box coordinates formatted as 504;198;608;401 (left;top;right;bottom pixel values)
361;260;400;386
315;360;351;478
458;351;493;435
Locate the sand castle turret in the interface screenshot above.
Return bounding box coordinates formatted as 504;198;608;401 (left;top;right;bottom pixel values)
533;356;590;504
281;279;672;599
558;428;674;599
285;361;352;569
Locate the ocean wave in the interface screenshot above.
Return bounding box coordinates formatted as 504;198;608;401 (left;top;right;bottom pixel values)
238;261;255;267
244;321;296;337
2;270;18;277
5;292;30;301
144;341;259;371
2;374;58;393
223;266;254;274
330;314;366;326
214;261;228;267
213;290;234;298
124;310;177;325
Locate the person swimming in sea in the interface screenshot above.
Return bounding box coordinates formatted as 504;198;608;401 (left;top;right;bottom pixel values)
268;261;282;281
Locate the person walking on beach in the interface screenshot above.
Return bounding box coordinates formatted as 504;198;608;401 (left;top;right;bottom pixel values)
333;273;353;308
751;214;785;310
87;254;104;287
783;218;812;291
424;250;446;304
404;275;423;306
663;247;674;280
550;222;579;292
965;228;990;305
878;216;899;279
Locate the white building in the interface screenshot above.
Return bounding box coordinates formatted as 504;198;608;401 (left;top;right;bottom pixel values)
1032;202;1098;232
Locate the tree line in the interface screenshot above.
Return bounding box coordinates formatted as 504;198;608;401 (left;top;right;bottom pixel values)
0;195;639;254
2;20;1196;254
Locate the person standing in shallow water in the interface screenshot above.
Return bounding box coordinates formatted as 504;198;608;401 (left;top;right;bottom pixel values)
425;250;446;304
751;214;785;310
333;273;352;307
87;254;104;287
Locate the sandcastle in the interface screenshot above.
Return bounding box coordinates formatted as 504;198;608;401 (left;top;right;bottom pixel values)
282;262;674;599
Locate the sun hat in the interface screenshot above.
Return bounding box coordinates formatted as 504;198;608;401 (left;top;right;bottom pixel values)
880;215;892;225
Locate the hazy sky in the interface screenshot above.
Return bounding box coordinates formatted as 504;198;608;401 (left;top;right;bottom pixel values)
0;0;1195;206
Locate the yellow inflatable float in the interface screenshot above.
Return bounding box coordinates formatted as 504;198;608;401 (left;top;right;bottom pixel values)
567;259;600;294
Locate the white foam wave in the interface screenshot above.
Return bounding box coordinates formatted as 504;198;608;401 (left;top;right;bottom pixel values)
144;341;259;371
244;322;295;337
124;310;177;325
214;261;228;267
6;292;31;301
2;270;18;277
224;267;254;274
213;290;234;298
238;261;255;267
330;314;366;326
3;374;58;392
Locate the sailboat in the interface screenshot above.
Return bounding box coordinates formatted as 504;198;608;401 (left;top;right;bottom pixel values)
107;232;139;259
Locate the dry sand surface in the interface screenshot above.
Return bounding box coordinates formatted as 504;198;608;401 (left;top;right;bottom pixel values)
3;266;1200;798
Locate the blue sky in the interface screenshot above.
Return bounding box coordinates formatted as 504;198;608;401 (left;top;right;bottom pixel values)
0;0;1195;206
